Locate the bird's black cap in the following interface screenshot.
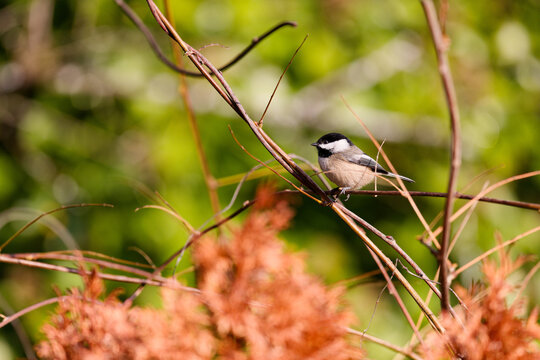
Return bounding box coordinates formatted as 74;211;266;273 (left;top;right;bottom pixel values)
311;132;351;146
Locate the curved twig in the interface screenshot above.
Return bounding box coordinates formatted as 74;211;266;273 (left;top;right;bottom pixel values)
135;204;196;234
0;294;36;358
114;0;296;76
0;204;114;252
0;296;70;330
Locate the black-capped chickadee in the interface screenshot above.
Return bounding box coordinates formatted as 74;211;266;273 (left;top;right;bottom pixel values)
311;133;413;196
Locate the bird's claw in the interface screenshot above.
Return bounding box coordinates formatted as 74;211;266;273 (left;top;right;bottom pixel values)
330;187;351;201
340;187;351;201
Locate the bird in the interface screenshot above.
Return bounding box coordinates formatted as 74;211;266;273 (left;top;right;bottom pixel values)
311;132;414;199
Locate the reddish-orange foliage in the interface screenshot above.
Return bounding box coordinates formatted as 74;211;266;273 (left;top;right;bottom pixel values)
420;251;540;360
36;273;214;359
36;188;360;359
193;188;358;359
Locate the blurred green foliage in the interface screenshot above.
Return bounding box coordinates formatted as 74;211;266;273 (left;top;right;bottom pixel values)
0;0;539;358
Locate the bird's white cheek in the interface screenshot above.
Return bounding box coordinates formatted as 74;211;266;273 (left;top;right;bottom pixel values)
330;139;350;152
318;143;333;150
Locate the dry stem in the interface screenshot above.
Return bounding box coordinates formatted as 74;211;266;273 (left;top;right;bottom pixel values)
163;0;221;217
420;0;462;312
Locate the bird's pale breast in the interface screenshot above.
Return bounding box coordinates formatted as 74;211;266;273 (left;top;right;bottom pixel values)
319;156;376;189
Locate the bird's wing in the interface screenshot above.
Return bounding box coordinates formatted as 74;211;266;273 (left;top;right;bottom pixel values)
349;153;389;175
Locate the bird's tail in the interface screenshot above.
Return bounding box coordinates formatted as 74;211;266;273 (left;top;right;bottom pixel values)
384;172;414;183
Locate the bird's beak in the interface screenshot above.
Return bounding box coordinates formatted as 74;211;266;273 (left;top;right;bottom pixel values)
311;142;318;147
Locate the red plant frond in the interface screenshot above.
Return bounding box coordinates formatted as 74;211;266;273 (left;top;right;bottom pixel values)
420;250;540;360
193;188;360;359
36;278;214;359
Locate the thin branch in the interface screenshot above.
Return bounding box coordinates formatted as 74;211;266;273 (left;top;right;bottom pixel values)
347;327;423;360
454;225;540;277
206;159;277;227
258;35;308;127
115;0;295;76
31;249;154;269
430;171;540;239
0;203;114;252
448;183;488;255
0;254;198;291
332;269;382;288
220;21;298;73
0;296;69;330
421;0;462;313
332;204;444;333
0;294;36;358
513;261;540;305
124;199;256;305
342;190;540;211
367;247;425;344
406;267;440;352
135;204;196;234
228;126;321;203
127;247;156;268
163;0;221;217
9;253;158;278
0;208;79;250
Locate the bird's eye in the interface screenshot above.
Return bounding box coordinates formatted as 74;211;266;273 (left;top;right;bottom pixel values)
322;140;327;144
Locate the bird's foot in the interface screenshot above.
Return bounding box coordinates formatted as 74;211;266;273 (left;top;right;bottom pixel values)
329;187;352;201
341;187;352;201
331;187;351;201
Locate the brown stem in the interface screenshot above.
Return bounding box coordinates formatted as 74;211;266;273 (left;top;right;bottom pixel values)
340;190;540;211
0;294;36;358
0;254;198;291
332;205;444;333
0;296;69;330
421;0;462;313
10;253;157;278
337;205;445;299
163;0;221;217
455;225;540;277
347;328;423;360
